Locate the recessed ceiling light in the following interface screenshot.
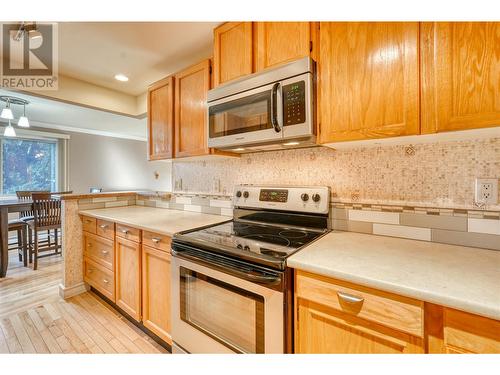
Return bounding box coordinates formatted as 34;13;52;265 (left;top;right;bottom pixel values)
114;74;129;82
283;141;300;146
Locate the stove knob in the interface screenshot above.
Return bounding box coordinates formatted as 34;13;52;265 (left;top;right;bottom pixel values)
244;245;250;251
237;244;243;249
312;193;321;202
243;191;249;198
236;191;242;198
301;193;309;202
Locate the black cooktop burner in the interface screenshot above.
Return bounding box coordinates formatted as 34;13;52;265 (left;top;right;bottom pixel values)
174;219;327;267
242;234;291;247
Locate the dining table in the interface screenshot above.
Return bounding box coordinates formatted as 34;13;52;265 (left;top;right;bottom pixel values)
0;191;72;278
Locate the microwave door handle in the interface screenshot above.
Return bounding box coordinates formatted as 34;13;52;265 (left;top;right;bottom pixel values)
271;82;281;133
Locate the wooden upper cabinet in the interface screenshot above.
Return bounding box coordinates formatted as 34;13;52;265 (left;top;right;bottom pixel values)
255;22;316;71
318;22;420;143
213;22;253;86
147;76;174;160
174;59;211;158
421;22;500;133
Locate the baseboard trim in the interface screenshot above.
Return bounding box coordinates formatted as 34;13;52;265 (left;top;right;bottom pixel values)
59;282;89;299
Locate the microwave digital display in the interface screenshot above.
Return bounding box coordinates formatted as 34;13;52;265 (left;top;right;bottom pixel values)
282;81;306;126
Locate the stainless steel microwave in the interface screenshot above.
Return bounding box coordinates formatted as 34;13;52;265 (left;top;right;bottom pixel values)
207;57;316;153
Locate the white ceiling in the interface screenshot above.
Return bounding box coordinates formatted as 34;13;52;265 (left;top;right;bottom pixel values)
0;89;146;140
58;22;220;95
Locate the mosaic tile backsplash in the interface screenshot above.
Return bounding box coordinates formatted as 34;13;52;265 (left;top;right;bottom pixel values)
172;137;500;211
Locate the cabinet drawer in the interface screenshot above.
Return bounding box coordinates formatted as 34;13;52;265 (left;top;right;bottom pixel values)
81;216;96;234
142;231;171;252
83;232;114;270
295;270;424;337
444;308;500;354
84;257;115;302
96;219;114;240
116;223;141;243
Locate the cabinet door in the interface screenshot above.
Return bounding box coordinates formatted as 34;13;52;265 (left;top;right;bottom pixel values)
443;308;500;354
147;76;174;160
421;22;500;133
174;60;211;158
255;22;314;71
141;245;172;344
295;298;424;354
115;236;141;321
214;22;253;86
318;22;420;143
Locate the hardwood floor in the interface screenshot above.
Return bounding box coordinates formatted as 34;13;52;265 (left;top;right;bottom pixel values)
0;250;168;354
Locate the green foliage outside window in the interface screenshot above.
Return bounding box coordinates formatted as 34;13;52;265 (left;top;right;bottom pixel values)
1;138;57;194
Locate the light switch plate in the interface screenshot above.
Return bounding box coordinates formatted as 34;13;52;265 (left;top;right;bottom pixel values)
475;178;498;205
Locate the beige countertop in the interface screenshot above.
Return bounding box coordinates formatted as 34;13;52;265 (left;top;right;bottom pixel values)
79;206;229;237
288;231;500;320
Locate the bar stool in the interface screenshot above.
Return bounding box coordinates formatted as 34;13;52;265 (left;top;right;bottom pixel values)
26;193;62;270
7;219;28;266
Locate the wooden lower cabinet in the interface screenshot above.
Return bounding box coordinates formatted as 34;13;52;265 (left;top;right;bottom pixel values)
141;245;172;344
296;298;424;353
295;271;424;353
115;236;142;321
443;308;500;354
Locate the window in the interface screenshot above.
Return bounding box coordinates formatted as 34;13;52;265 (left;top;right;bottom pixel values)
0;137;58;195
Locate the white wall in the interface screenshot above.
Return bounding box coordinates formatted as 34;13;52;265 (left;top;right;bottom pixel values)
67;132;171;194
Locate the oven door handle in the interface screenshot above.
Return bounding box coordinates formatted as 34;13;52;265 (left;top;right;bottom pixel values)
270;82;281;133
171;247;282;286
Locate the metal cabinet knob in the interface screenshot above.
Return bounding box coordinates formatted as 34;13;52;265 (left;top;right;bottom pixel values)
99;224;108;229
337;291;364;304
103;279;109;284
121;229;129;234
87;243;92;247
88;268;94;273
101;250;109;255
151;237;161;244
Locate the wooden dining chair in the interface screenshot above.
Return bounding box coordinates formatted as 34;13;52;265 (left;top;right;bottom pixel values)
27;192;62;270
7;219;28;266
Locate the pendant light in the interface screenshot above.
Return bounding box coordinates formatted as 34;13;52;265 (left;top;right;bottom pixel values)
18;104;30;128
1;99;14;120
0;96;31;137
4;120;16;137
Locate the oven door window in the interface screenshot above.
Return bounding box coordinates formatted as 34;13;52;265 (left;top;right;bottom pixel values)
209;90;272;138
180;267;265;353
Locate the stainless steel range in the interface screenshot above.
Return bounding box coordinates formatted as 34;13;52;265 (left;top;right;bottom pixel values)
171;185;330;354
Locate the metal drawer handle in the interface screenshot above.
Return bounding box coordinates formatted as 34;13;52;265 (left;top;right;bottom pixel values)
121;229;129;234
337;291;364;304
101;250;109;255
151;237;161;244
99;224;108;229
103;279;109;284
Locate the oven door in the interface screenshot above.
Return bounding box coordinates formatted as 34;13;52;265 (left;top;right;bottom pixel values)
207;81;284;149
171;249;284;354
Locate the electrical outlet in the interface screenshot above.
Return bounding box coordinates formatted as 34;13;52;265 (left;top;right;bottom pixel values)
475;178;498;205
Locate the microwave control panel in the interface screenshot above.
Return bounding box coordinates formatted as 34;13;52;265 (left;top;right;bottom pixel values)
282;81;306;126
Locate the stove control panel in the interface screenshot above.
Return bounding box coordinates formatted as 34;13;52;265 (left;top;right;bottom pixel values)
234;185;330;214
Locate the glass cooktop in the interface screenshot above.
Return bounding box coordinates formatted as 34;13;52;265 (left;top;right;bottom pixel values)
175;220;327;263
